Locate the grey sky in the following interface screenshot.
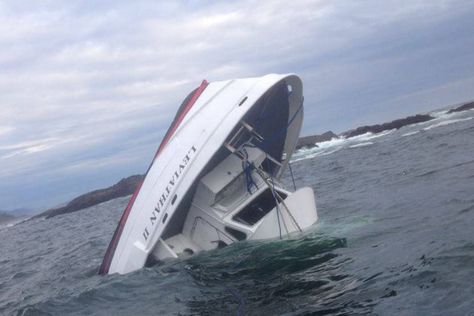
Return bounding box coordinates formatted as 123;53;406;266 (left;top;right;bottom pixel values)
1;0;474;211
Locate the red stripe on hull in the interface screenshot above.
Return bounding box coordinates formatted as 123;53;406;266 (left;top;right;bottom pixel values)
99;80;208;275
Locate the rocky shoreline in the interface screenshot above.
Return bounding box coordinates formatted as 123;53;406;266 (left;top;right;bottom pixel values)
297;101;474;149
296;114;434;149
295;131;338;149
340;114;434;139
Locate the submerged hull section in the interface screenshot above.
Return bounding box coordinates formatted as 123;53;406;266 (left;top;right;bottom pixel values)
100;74;317;275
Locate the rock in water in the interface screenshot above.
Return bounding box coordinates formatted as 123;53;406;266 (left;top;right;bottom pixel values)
341;114;434;139
296;131;337;149
447;101;474;114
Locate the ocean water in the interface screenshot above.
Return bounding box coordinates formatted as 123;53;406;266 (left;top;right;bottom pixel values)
1;108;474;315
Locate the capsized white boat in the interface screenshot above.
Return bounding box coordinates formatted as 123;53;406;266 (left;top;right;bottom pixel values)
99;74;318;275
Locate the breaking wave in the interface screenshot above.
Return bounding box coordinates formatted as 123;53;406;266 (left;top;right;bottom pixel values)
292;130;395;163
402;131;420;137
423;117;473;131
349;142;374;148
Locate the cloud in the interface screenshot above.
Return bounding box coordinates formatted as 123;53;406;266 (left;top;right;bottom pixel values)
1;0;474;210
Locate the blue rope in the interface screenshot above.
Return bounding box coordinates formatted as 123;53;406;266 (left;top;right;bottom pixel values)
241;147;258;194
242;160;258;194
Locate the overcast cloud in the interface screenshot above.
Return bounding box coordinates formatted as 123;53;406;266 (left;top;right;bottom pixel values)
1;0;474;211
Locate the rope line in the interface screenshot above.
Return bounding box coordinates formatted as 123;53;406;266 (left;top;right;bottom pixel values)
288;162;297;191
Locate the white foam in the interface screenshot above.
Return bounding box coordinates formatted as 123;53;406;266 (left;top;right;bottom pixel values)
430;107;474;121
423;117;473;131
402;131;420;137
431;110;449;118
292;129;396;163
348;129;396;143
292;147;343;163
315;137;348;149
349;142;374;148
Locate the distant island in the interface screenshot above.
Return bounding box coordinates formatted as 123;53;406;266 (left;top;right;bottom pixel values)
34;100;474;219
35;175;143;219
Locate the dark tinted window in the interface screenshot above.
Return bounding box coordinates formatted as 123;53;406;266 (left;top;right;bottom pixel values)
233;189;287;226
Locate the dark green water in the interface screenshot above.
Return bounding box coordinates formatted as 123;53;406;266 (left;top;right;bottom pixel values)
1;108;473;315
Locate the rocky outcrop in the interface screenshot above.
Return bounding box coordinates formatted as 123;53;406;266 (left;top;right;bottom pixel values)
447;101;474;114
341;114;434;139
36;175;144;219
296;131;337;149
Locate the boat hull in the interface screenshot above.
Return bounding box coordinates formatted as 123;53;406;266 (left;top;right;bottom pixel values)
100;74;312;275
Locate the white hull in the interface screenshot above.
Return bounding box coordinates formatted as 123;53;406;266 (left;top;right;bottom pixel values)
100;74;318;275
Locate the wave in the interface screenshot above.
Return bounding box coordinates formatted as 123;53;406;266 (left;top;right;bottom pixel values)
402;131;420;137
347;129;396;142
430;109;450;118
430;106;474;119
423;117;473;131
293;111;471;162
292;148;343;163
292;137;348;162
294;108;474;163
292;130;396;163
314;137;347;149
293;109;471;163
349;142;374;148
408;109;471;131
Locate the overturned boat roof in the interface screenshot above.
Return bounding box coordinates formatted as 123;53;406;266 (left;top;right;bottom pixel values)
99;74;306;275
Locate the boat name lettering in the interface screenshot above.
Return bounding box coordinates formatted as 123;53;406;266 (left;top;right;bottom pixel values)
142;145;197;241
